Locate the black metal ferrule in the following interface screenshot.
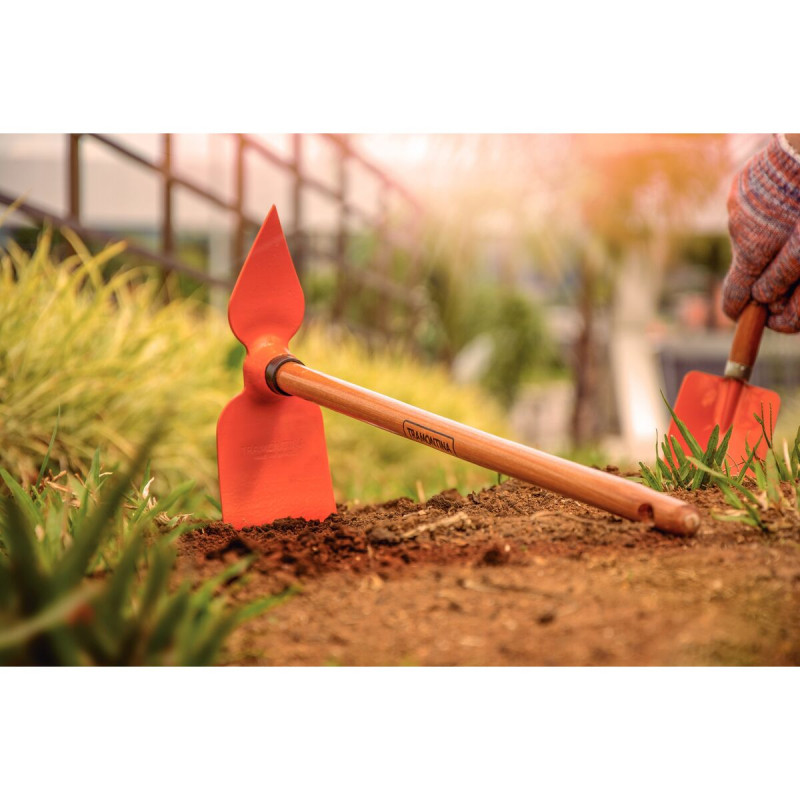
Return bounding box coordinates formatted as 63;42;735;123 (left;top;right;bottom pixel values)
265;354;304;396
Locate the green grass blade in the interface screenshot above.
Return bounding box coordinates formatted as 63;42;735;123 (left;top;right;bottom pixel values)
0;494;48;614
0;468;44;531
765;456;781;506
35;407;61;490
0;554;11;609
690;425;720;490
660;440;681;484
714;425;733;467
687;457;762;507
638;463;662;491
192;556;254;608
0;582;101;651
137;542;176;623
752;459;766;492
181;611;240;666
101;531;145;629
655;458;672;486
669;437;693;486
661;391;705;460
145;584;192;661
53;428;161;593
733;436;763;484
717;481;745;510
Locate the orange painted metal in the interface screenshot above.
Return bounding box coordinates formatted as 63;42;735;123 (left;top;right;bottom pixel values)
669;303;781;467
217;207;700;535
216;207;336;528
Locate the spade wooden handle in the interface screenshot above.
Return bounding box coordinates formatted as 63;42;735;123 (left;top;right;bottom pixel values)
726;302;767;380
275;361;701;536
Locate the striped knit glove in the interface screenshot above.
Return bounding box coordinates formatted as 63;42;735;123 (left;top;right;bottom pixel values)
722;134;800;333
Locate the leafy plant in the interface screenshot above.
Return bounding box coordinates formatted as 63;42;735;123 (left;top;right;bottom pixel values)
421;262;563;408
0;225;237;512
0;435;291;666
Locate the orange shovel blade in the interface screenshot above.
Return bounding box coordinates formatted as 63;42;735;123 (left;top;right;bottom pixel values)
669;370;780;467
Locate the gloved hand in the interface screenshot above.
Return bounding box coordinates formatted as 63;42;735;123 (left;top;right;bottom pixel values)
722;134;800;333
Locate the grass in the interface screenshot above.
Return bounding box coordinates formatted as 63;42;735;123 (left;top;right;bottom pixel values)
638;395;800;531
0;226;236;512
0;431;292;665
638;393;734;492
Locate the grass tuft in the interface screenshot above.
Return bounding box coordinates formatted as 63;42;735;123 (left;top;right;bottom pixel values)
0;435;291;665
639;396;800;532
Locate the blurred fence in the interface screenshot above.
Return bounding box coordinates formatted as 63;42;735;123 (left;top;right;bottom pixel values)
0;133;426;343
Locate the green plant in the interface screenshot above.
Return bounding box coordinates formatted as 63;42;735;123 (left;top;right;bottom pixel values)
638;395;800;531
688;420;800;531
0;435;291;665
421;262;563;408
638;394;733;491
0;226;237;513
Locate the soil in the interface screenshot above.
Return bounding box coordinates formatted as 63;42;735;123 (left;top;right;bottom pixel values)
176;474;800;666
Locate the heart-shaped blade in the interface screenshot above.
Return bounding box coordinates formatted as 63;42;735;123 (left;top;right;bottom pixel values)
228;205;304;349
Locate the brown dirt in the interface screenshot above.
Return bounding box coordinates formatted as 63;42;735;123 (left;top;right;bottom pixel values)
176;475;800;666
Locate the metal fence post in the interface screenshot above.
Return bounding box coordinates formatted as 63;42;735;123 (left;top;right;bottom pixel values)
162;134;174;258
291;134;305;279
68;134;81;224
233;134;246;278
332;137;350;323
375;178;392;336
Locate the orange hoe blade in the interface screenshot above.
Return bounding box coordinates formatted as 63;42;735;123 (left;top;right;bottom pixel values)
217;207;701;536
669;303;780;467
216;208;336;528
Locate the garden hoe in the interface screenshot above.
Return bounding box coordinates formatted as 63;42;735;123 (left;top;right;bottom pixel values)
668;302;780;466
217;207;701;536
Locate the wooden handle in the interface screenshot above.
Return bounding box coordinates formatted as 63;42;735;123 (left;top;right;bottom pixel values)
276;362;701;536
727;302;767;379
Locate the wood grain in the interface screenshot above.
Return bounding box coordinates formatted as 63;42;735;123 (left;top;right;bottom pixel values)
730;302;767;368
277;362;701;536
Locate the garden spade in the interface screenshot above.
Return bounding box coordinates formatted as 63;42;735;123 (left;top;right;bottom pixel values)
668;302;780;467
217;207;701;536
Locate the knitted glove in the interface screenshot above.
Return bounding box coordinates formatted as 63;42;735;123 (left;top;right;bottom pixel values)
722;134;800;333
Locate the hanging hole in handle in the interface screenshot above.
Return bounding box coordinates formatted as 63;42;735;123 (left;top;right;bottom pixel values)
637;503;654;522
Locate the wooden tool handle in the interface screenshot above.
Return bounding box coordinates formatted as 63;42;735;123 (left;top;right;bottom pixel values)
726;302;767;380
276;362;701;536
